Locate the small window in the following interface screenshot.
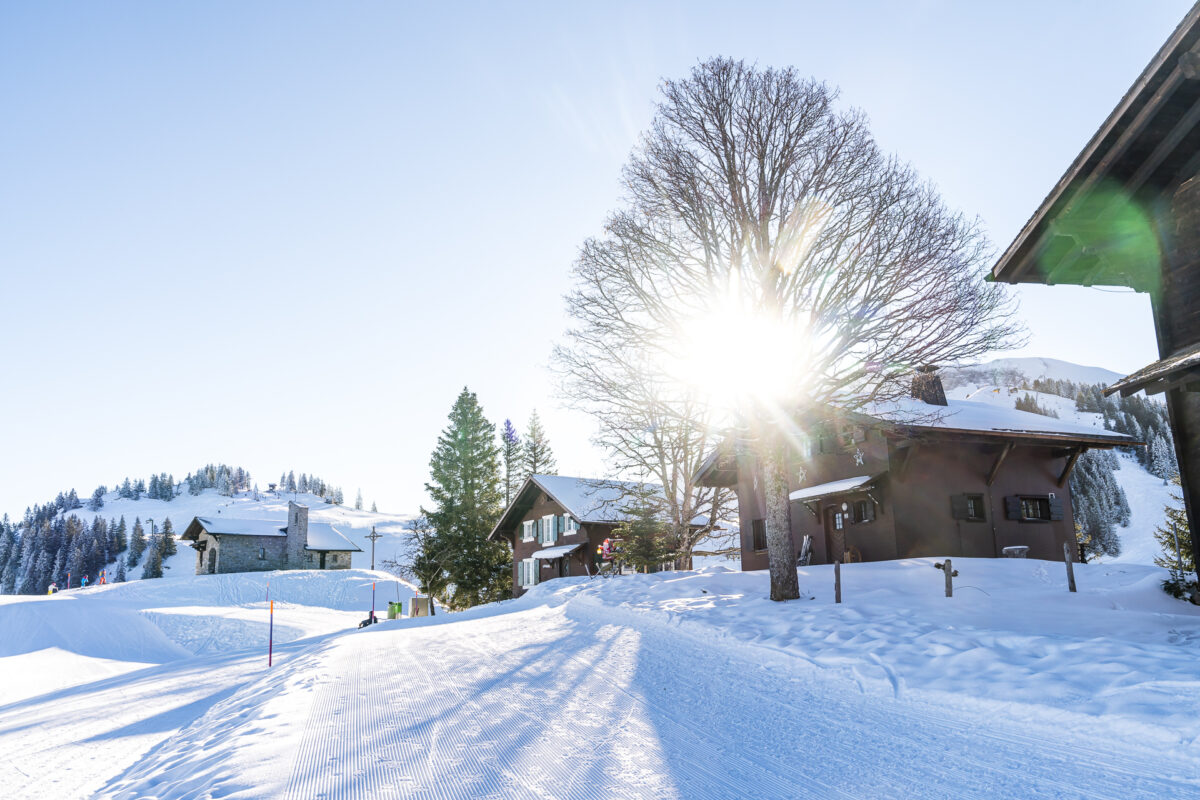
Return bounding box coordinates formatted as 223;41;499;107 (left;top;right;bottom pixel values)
952;494;987;522
306;552;313;563
258;547;266;560
751;519;767;551
965;495;985;522
1021;497;1051;521
834;512;844;530
522;520;535;541
851;500;874;523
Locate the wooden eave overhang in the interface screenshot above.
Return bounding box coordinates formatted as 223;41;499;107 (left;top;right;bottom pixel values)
1104;340;1200;396
992;4;1200;290
879;424;1141;450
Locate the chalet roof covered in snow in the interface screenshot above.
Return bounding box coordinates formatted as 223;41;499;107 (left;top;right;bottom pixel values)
304;523;361;552
531;543;584;560
190;517;286;537
860;397;1139;445
489;475;666;541
789;475;879;503
182;516;360;551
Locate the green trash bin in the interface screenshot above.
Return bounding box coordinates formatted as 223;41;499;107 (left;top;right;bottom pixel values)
387;601;403;620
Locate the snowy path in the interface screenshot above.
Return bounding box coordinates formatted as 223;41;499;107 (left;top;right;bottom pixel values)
103;596;1200;799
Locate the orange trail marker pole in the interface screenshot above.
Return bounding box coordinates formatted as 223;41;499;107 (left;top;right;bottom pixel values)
268;582;274;667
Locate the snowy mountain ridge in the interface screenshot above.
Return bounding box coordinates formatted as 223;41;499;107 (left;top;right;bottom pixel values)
947;356;1124;389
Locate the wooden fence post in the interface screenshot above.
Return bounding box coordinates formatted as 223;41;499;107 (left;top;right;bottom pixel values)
834;560;842;604
944;558;953;598
1063;542;1077;593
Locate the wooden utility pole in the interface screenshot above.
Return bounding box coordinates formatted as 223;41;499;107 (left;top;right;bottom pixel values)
834;560;842;603
934;559;958;597
366;526;383;570
1063;542;1077;593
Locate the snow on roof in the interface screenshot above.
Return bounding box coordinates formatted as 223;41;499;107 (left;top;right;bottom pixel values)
305;522;361;552
530;475;661;524
789;476;876;503
863;397;1137;443
192;516;360;551
194;517;285;537
531;543;584;560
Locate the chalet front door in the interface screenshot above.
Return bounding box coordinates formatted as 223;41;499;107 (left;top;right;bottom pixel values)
319;552;326;569
825;507;846;564
207;548;216;574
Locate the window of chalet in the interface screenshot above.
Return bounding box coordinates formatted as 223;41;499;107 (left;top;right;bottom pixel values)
517;558;539;588
751;519;767;551
951;494;986;522
850;499;875;523
306;553;313;563
258;547;266;560
522;520;535;542
1004;495;1063;522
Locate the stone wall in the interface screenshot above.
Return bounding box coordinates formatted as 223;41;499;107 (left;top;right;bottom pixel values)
213;534;289;574
286;502;309;567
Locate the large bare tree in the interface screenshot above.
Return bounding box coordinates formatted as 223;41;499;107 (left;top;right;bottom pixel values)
557;58;1022;599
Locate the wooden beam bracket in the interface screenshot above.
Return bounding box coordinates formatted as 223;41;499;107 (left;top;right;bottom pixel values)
1058;447;1087;487
986;442;1015;487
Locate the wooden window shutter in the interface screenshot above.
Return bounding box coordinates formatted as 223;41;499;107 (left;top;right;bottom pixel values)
864;501;876;523
1004;496;1022;520
950;495;969;520
1049;496;1065;521
517;560;524;587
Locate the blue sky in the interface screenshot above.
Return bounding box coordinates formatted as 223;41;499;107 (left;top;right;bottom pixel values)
0;1;1190;518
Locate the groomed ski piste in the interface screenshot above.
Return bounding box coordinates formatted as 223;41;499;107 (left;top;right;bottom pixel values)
3;559;1200;799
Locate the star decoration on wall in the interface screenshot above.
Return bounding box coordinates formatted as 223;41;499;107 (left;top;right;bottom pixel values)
795;467;807;485
853;448;865;466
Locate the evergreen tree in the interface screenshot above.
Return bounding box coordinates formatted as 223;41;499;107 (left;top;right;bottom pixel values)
127;518;147;567
141;537;163;579
216;471;232;497
521;410;557;479
613;484;675;573
299;473;309;493
417;387;509;608
371;501;377;513
1070;450;1127;561
114;560;126;582
355;489;363;511
51;546;66;587
501;419;522;504
87;486;106;511
119;478;133;499
1154;473;1196;600
160;517;177;558
112;516;128;553
287;471;297;492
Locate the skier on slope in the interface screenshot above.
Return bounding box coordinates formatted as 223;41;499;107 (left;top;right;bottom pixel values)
81;575;89;589
47;582;58;595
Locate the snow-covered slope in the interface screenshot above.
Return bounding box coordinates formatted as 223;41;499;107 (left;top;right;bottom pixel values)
57;487;416;577
950;356;1124;387
942;367;1173;565
5;563;1198;799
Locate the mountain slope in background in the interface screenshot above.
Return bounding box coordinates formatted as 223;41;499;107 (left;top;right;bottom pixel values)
946;357;1172;565
951;357;1124;387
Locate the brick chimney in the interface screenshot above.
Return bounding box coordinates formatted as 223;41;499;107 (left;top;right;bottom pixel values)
911;365;948;406
286;501;309;566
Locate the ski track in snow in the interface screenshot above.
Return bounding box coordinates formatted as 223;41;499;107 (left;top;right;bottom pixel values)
101;597;1200;800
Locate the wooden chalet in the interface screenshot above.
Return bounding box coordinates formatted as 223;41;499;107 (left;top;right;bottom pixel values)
991;5;1200;575
696;370;1138;568
489;475;667;596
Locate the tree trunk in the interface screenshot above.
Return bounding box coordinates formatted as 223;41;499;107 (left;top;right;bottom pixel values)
760;435;800;601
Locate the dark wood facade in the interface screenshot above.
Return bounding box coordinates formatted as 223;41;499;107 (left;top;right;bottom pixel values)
489;477;623;597
698;377;1135;569
991;6;1200;576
